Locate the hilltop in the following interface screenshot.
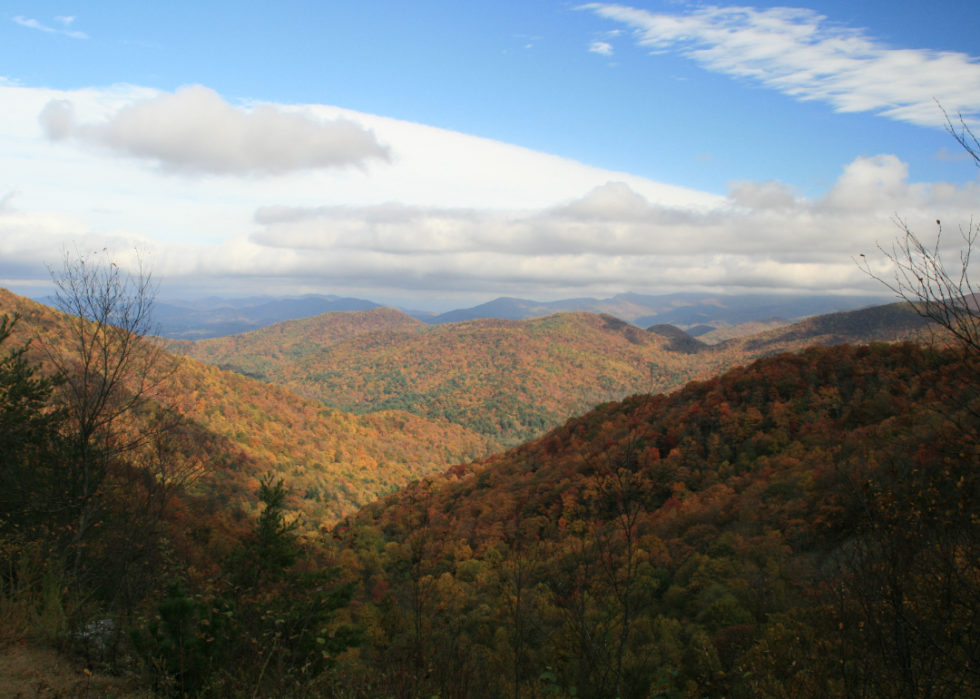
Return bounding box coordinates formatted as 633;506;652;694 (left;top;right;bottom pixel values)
180;311;720;445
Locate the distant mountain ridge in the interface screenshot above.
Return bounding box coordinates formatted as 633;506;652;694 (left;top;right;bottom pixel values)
420;292;885;327
153;294;384;339
36;291;887;341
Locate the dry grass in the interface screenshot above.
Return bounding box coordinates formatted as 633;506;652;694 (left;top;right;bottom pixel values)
0;643;147;699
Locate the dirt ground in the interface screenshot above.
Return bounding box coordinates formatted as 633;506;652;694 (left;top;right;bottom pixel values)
0;643;146;699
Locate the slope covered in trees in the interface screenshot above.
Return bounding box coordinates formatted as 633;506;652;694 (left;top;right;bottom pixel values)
328;341;980;699
169;306;424;377
179;302;931;445
0;288;494;527
0;293;374;696
4;275;975;698
181;311;710;445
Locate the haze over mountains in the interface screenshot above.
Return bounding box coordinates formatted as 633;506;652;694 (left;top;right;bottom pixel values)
149;295;384;340
107;291;889;340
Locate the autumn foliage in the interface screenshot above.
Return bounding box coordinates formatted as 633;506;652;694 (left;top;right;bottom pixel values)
177;302;929;446
0;288;494;529
329;342;980;699
3;280;977;699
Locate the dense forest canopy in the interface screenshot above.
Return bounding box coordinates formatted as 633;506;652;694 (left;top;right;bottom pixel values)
177;301;929;446
1;272;978;698
332;341;980;699
0;288;494;527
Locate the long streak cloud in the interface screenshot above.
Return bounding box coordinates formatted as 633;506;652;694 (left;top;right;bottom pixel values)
584;4;980;127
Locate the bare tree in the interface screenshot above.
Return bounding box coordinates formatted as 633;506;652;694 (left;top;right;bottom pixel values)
862;107;978;310
941;102;980;170
33;247;185;591
857;110;980;441
847;108;980;698
858;108;979;331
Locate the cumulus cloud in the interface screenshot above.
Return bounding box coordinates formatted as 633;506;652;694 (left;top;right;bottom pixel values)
727;180;797;210
13;15;87;39
235;156;979;295
552;181;654;220
38;85;390;175
0;206;129;286
6;152;976;298
583;3;980;127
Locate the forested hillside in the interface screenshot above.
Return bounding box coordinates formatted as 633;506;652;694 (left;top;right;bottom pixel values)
179;301;930;445
0;288;494;526
180;311;709;445
3;275;977;698
331;341;980;699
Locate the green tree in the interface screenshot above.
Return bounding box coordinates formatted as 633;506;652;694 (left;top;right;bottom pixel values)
131;583;236;698
0;313;66;528
231;475;301;587
224;476;362;694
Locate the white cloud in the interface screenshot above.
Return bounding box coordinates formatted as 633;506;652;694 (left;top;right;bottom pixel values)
3;82;976;302
13;15;88;39
38;85;391;175
5;154;975;299
589;41;614;56
583;3;980;127
233;157;979;296
726;180;797;210
0;82;717;254
0;189;16;211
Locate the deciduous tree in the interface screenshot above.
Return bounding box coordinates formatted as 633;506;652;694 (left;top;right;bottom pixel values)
33;248;188;605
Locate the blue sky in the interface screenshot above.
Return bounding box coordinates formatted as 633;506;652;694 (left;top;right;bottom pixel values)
1;1;979;308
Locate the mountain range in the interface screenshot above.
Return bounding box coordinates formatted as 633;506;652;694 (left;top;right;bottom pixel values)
419;292;887;329
7;280;976;698
175;300;929;446
56;291;889;341
9;283;930;533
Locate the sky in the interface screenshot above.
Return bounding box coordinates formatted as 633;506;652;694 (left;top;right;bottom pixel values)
1;1;979;310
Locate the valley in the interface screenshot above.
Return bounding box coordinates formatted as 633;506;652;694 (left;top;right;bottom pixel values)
5;6;975;696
